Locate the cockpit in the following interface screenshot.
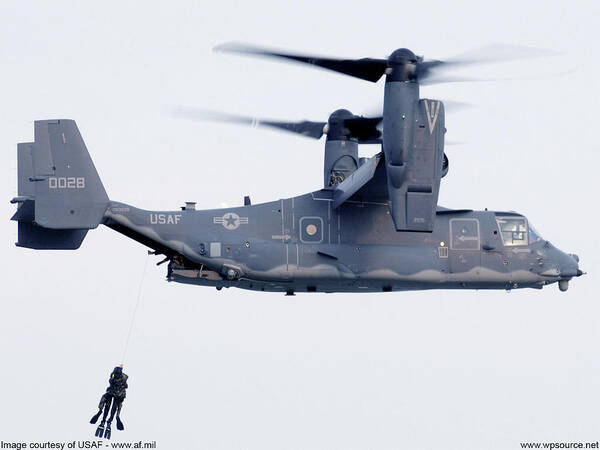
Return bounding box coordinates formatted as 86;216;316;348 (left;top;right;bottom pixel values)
495;216;543;246
491;213;582;291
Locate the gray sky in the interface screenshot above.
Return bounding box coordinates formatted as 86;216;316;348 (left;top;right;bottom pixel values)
1;1;599;449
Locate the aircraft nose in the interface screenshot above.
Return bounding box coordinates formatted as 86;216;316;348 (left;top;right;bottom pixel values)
558;253;581;278
556;252;584;291
536;244;583;291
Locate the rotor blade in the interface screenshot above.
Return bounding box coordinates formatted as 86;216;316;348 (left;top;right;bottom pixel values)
344;117;383;142
169;106;327;139
443;43;561;65
170;106;255;126
261;120;328;138
419;75;484;85
215;42;388;82
364;99;473;116
441;100;473;112
444;140;466;146
418;44;560;83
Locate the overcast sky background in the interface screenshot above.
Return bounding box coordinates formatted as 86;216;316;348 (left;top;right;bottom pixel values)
1;1;599;449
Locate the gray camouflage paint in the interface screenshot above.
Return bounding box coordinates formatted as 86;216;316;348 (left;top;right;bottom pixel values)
102;193;581;294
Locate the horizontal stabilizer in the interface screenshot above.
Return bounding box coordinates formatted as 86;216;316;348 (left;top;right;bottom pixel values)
16;222;88;250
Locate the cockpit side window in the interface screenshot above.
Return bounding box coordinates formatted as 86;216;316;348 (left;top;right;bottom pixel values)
496;217;528;246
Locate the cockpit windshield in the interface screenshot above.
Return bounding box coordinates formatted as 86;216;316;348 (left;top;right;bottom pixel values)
528;222;543;244
495;216;543;246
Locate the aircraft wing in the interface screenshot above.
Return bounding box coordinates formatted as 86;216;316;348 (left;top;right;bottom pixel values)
332;153;382;209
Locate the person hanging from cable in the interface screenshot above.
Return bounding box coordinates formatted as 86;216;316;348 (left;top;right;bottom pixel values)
90;365;129;440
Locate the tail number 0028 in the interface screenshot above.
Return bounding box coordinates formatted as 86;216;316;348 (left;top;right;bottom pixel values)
48;177;85;189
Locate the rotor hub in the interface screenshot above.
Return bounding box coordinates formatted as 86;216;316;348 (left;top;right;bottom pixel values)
386;48;419;82
328;109;354;121
326;109;355;141
387;48;418;64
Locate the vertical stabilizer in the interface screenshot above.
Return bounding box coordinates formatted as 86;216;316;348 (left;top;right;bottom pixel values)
11;120;108;249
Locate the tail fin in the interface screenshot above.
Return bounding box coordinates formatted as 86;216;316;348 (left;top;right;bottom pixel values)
11;120;109;249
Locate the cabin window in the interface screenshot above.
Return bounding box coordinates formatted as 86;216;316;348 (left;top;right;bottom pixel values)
496;217;528;246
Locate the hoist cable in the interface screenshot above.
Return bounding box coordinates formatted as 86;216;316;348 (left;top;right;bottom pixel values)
120;253;150;364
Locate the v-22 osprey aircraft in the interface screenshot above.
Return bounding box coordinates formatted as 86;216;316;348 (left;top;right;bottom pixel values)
11;44;583;294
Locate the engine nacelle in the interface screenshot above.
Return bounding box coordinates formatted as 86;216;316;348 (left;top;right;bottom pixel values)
324;140;359;187
323;109;359;188
382;83;446;231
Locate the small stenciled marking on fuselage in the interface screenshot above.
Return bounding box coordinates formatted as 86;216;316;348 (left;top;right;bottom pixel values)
423;100;440;134
214;212;249;230
150;213;182;225
48;177;85;189
456;235;478;242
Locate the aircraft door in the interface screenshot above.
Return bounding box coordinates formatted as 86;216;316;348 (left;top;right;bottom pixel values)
480;214;509;276
449;218;481;273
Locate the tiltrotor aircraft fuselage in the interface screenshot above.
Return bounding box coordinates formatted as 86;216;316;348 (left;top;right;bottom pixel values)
11;44;583;294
